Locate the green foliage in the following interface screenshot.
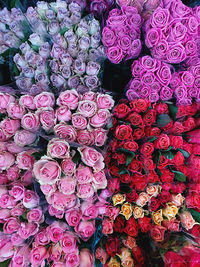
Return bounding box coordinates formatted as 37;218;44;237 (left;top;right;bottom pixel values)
189;209;200;223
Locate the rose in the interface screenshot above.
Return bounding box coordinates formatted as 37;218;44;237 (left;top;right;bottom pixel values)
65;250;80;267
54;124;77;142
76;165;93;184
47;222;64;243
143;110;156;126
1;118;20;137
7;102;25;119
107;46;124;64
102;218;113;235
166;44;186;64
81;201;98;220
95;247;108;265
120;202;133;220
56;106;72;122
130;99;150;112
18;221;39;239
0;209;11;220
72;113;88;130
58;177;76;195
180;211;195;230
0;93;15;112
23;190;39;209
0;193;15;209
37;107;55;131
49;243;62;263
114;215;125;233
114;103;130;118
105;236;120;257
79;249;94;267
61;158;76;176
27;208;43;223
34;92;55;109
90;109;110;128
164;251;187;267
155;134;170;150
84;75;99;89
30;246;48;266
93;170;107;190
145;28;162;48
77;100;97;118
75;220;95;241
125;217;138;237
33;157;61;185
3;217;20;234
14;130;36;147
0;152;15;170
127;112;143;127
86;61;100;76
16;151;35;170
68;76;81;89
123;141;138;152
65;209;81;227
78;146;105;171
40;184;56;197
162;218;180;232
21;113;39;132
138;216;152;233
47;138;70;159
57;90;79;109
77;184;94;199
150;225;166;242
9;184;25;201
115;124;132;140
6;164;20;181
136;192;150;207
151;7;169;28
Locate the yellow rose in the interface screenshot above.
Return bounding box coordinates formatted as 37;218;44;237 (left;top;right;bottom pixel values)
152;209;163;225
120;202;133;220
163;203;179;220
108;257;121;267
112;194;126;206
133;206;144;219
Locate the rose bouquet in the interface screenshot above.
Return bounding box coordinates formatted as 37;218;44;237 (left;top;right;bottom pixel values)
102;6;142;64
90;0;114;18
144;0;200;64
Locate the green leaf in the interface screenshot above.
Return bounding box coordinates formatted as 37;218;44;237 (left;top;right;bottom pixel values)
60;27;67;35
72;151;81;164
19;212;27;222
153;151;161;166
189;209;200;223
120;183;132;194
178;149;190;158
21;20;33;40
171;170;186;182
118;168;128;175
168;104;178;120
162;146;173;152
32;45;39;52
162;150;176;160
32;152;45;160
0;113;6;121
156;114;171;127
13;62;20;77
126;153;135;166
117;148;135;156
147;137;158;142
1;259;11;267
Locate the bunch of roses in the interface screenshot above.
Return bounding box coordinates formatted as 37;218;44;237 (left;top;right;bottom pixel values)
96;234;145;267
33;138;108;241
103;99;200;244
89;0;114;18
0;90;114;147
126;55;174;103
144;0;200;64
102;6;142;64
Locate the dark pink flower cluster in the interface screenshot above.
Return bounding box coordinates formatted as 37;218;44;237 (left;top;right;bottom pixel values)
102;6;142;64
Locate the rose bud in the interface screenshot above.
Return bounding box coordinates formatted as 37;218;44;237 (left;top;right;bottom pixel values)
0;151;15;170
29;33;44;46
14;129;36;147
50;74;66;88
39;42;51;58
79;35;90;50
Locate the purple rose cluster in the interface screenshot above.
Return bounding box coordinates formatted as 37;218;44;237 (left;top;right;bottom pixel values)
144;0;200;64
102;6;142;64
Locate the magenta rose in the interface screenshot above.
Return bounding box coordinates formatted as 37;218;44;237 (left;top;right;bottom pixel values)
65;208;81;227
72;113;88;130
56;106;72;122
61;158;76;176
107;46;124;64
77;183;94;199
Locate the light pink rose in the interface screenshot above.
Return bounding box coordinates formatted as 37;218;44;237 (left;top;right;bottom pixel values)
0;236;14;261
33;157;61;185
49;243;62;262
78;147;105;171
36;107;55;131
40;184;56;197
18;222;39;239
35;229;50;246
76;165;93;184
47;222;65;243
75;220;95;241
7;102;25;119
60;232;77;253
30;246;48;267
65;208;82;227
77;183;94;199
23;190;39;209
90;109;110;128
0;174;8;185
0;194;14;209
0;142;7;153
9;184;25;201
1;118;20;137
56;106;72;122
54;124;77;142
21;170;33;186
0;186;8;197
72;113;88;130
102;218;114;235
52;262;65;267
21;113;40;131
180;211;195;231
14;130;36;147
92;170;107;190
96;94;114;110
0;151;15;170
61;158;76;176
79;248;94;267
19;95;36;110
95;247;108;265
82;92;96;101
57;90;79;109
11;233;24;246
58;177;76;195
16;150;35;170
77;130;94;146
34;92;55;108
3;217;20;234
6;164;20;181
10;245;30;267
47;138;70;159
48;205;64;219
65;249;80;267
49;191;77;211
27;208;43;223
81;201;98;220
6;142;24;154
93;129;107;147
77;100;97;118
0;209;11;220
0;93;15;112
10;203;25;217
0;129;7;142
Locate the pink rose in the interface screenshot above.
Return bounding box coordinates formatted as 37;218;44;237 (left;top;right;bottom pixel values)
37;107;55;131
107;46;124;64
40;184;56;197
11;233;24;246
35;229;49;246
96;94;114;110
102;27;116;47
72;113;88;130
27;208;43;223
78;146;105;171
102;218;114;235
48;205;64;219
57;90;79;109
19;95;36;110
77;130;94;146
6;164;20;181
34;92;55;108
150;225;166;242
54;124;77;142
14;130;36;147
0;93;15;112
81;201;98;220
79;248;94;267
0;194;14;208
65;208;82;227
145;28;162;48
61;158;76;176
77;100;97;118
3;217;20;234
7;102;25;119
23;190;39;208
47;222;65;243
77;184;94;199
95;247;108;265
10;203;25;217
58;177;76;195
0;151;15;170
180;211;195;231
21;113;40;131
47;138;70;159
92;170;107;190
76;165;93;184
75;220;95;241
18;222;39;239
49;191;76;211
93;129;107;147
11;245;30;267
82;92;96;101
90;109;110;128
49;243;62;263
0;129;7;142
16;151;35;170
1;118;20;137
6;143;24;154
162;218;180;232
33;157;61;185
9;184;25;201
0;209;11;220
0;236;14;261
166;43;186;64
60;232;77;253
151;7;169;28
56;106;72;122
30;246;48;267
65;250;80;267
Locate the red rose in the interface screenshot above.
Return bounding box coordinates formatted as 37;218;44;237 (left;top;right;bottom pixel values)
112;153;126;165
126;190;139;203
186;103;199;116
158;155;169;169
115;124;132;140
108;164;120;176
171;182;186;194
124;217;138;237
177;106;187;118
162;120;173;131
154;134;170;150
127;112;144;128
110;117;118;131
132;246;145;265
105;237;120;257
148;170;160;183
171;122;184;135
154;103;168;114
189;224;200;237
130;99;150;113
150;225;166;242
105;152;111;165
182;141;192;154
169;135;183;149
110;139;119;152
143;158;156;171
160;169;175;183
158;190;171;205
162;218;180;232
183;117;196;131
192;144;200;155
149;197;160;212
145;127;161;137
114;215;125;233
140;142;154;157
173;151;185;166
186;193;200;212
128;160;143;173
120;174;132;184
132;128;145;140
143;110;156;126
114;103;130;119
123;141;138;152
108;178;120;194
131;174;147;191
138;217;152;233
164;251;187;267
